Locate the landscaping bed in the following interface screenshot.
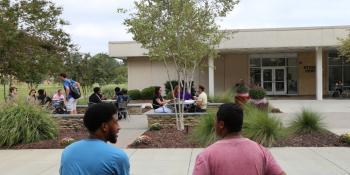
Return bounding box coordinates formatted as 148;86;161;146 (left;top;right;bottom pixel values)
128;126;349;148
1;129;88;149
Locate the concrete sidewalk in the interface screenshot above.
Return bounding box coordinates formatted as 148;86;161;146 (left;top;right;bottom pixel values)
115;114;148;148
270;100;350;113
0;147;349;175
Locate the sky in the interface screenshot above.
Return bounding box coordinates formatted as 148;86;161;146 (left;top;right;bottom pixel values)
52;0;350;55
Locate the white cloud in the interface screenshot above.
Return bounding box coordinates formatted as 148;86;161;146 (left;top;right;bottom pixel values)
53;0;350;54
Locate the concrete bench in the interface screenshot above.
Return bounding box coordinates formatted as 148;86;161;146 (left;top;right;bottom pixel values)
207;103;223;111
145;110;207;128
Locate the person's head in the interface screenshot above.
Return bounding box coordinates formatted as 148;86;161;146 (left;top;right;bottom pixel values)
154;86;161;96
84;103;119;143
28;89;36;96
38;89;45;96
93;87;101;94
114;87;120;94
9;87;17;94
197;85;205;94
215;103;243;138
58;73;67;81
121;88;128;95
57;89;62;95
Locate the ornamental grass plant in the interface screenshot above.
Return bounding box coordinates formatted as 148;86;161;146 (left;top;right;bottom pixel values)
0;102;58;147
290;108;326;134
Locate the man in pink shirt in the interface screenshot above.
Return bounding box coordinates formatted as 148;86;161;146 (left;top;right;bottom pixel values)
193;103;286;175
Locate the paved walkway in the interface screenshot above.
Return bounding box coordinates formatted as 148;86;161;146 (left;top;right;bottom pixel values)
0;147;350;175
270;99;350;113
115;114;148;148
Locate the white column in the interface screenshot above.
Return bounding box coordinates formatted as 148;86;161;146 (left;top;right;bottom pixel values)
208;56;215;97
316;47;323;100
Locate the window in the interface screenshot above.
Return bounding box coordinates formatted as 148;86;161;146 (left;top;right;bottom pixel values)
328;51;350;91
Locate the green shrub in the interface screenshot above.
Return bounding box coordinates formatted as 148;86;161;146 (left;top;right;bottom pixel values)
164;80;178;95
128;89;141;100
290;108;325;134
249;87;266;100
0;103;58;147
190;112;217;146
149;123;162;131
243;104;284;147
339;132;350;144
141;86;155;100
209;90;235;103
101;86;115;99
236;85;249;93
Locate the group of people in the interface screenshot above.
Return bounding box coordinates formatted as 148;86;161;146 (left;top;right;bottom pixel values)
60;102;285;175
152;85;208;113
88;86;131;120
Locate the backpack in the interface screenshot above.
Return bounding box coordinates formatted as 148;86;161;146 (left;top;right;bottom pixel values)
69;80;81;99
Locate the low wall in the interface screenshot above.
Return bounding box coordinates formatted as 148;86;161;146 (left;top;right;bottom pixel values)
146;111;206;128
206;103;223;111
53;114;84;130
76;104;143;115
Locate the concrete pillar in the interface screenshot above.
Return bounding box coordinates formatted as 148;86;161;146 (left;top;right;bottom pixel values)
208;56;215;97
316;47;323;100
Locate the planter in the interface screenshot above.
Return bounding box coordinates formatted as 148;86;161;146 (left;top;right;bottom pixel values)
234;93;250;105
249;98;269;111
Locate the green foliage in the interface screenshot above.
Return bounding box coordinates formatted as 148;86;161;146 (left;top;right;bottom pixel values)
0;102;58;147
209;89;235;103
101;86;115;99
249;87;266;100
164;80;179;95
140;86;155;100
339;33;350;61
149;123;162;131
243;104;284;147
291;108;325;134
236;85;249;94
128;89;141;100
0;0;72;89
339;132;350;144
190;112;217;146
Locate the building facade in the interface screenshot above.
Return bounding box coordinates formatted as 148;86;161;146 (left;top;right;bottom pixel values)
109;26;350;100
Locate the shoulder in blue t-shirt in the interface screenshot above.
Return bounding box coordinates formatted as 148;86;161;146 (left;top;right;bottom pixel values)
60;139;129;175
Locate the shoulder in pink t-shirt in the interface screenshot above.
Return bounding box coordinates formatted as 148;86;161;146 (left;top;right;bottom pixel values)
193;138;283;175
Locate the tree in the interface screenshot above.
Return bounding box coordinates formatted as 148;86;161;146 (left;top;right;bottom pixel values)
0;0;72;97
339;33;350;60
122;0;238;130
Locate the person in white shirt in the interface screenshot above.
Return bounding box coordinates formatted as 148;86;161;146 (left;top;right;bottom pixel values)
193;85;207;112
52;89;65;102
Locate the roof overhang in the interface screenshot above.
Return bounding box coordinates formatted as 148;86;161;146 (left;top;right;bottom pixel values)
109;25;350;57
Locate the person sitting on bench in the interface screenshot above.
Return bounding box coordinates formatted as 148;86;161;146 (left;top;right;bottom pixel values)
153;86;172;113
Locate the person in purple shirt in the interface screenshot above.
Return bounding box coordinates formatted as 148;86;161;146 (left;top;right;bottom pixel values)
193;103;286;175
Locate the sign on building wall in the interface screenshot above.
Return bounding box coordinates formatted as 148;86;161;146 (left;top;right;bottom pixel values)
304;66;315;73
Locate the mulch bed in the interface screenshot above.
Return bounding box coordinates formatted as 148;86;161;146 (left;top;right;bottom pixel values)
3;127;348;149
1;129;89;149
128;127;349;148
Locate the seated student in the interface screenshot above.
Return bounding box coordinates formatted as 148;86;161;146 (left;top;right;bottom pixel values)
89;87;103;106
53;89;65;101
60;103;130;175
153;86;172;113
26;89;37;104
192;85;207;112
7;86;18;102
193;103;285;175
37;89;52;105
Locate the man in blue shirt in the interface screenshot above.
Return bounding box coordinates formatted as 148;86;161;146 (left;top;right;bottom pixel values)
59;73;81;114
60;103;130;175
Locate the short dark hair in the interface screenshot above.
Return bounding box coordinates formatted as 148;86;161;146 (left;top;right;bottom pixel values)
84;103;117;133
93;87;101;93
9;87;17;93
217;103;243;133
114;87;120;93
198;85;205;91
38;89;45;96
59;73;67;78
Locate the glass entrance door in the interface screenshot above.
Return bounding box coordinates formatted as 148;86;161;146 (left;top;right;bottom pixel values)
262;67;286;95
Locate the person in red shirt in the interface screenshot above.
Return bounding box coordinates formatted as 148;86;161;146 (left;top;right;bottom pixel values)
193;103;286;175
